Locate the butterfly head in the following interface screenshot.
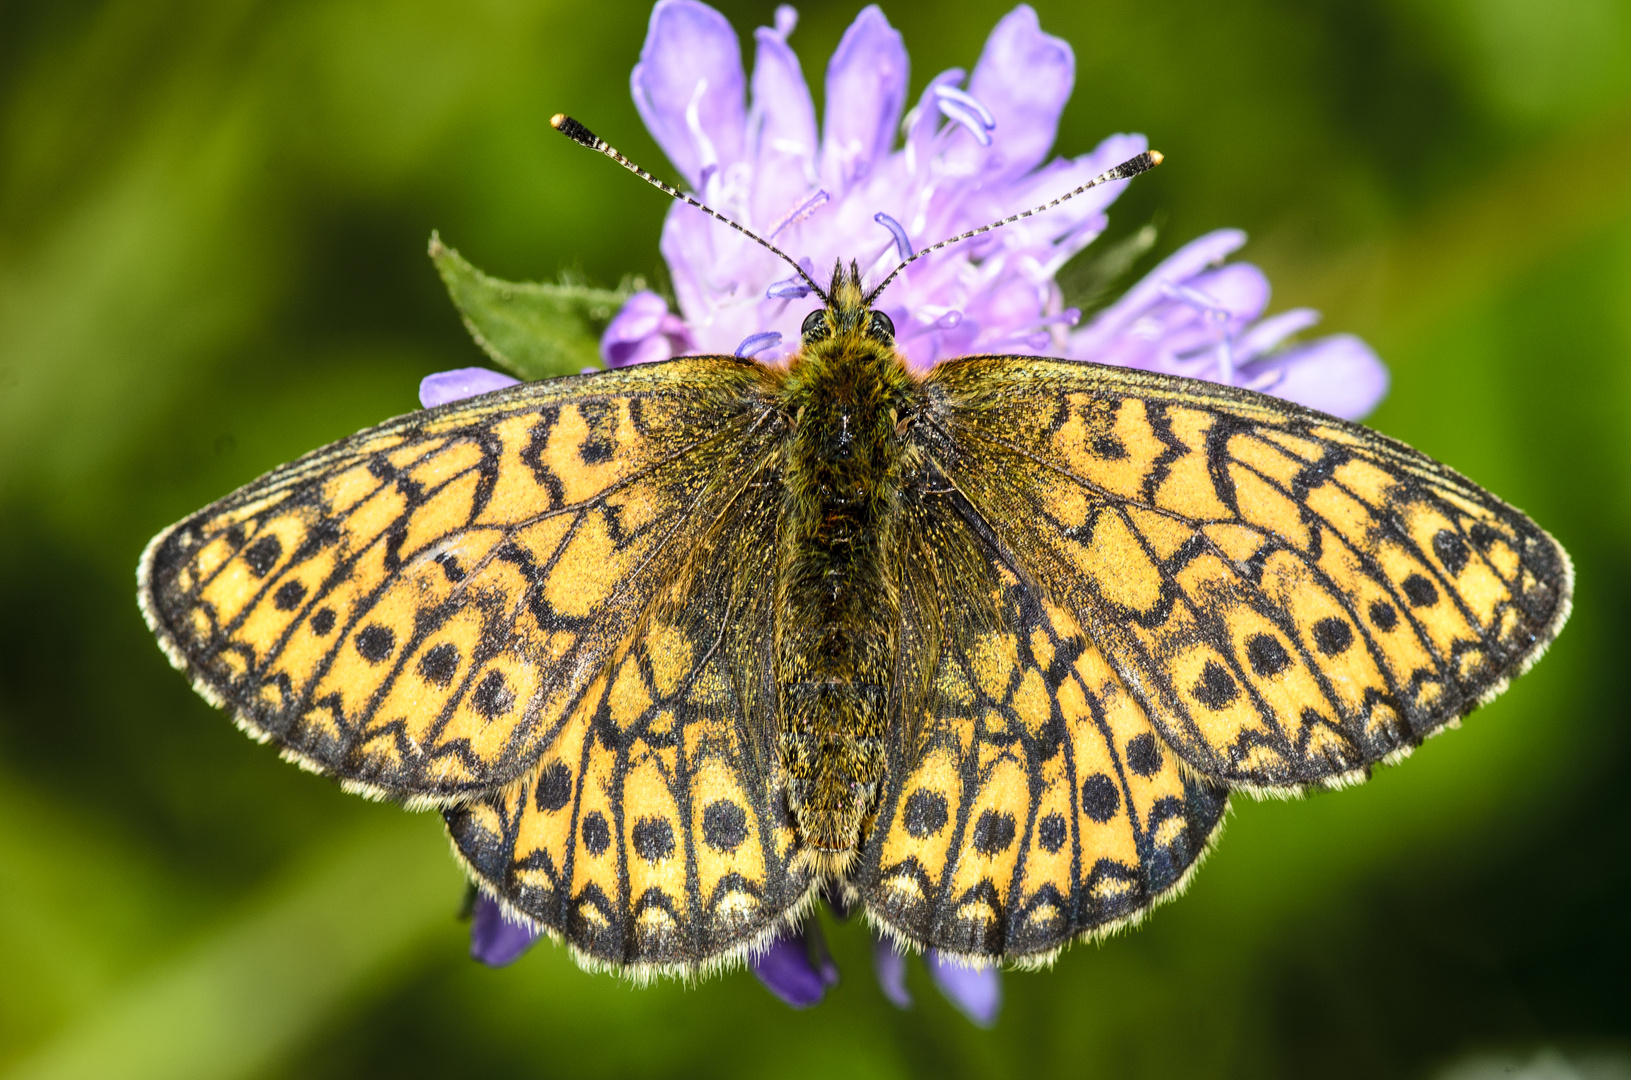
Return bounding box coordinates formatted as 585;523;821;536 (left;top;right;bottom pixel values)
799;260;895;352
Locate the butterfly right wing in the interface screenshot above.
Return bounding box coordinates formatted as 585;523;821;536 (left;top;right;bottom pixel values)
444;469;816;975
918;355;1571;791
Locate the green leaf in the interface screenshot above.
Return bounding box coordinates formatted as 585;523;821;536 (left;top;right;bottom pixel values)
428;232;635;381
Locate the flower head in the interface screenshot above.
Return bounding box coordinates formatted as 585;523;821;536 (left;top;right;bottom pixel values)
605;0;1386;419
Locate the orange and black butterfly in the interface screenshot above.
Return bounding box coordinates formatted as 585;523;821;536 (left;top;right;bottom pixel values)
139;116;1571;979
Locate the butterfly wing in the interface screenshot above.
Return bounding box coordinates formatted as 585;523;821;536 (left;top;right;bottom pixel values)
918;355;1572;791
443;468;814;974
857;472;1228;961
139;356;781;802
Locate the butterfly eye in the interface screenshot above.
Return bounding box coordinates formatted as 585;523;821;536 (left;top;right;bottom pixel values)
867;311;895;343
801;309;830;343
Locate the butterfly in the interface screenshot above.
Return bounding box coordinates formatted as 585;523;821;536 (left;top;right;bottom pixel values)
139;116;1571;978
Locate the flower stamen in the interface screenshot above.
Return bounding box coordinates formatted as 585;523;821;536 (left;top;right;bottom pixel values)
684;78;720;177
736;331;783;357
934;85;997;146
767;277;811;299
873;213;914;261
768;189;830;240
1160;281;1237;383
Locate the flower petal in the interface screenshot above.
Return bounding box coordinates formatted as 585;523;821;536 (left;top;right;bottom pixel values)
602;290;672;344
419;367;520;408
1181;263;1271;324
819;5;908;192
1236;307;1322;361
953;5;1075;181
927;952;1001;1027
750;16;819;230
632;0;747;188
469;893;541;967
601;290;693;367
1253;333;1389;420
872;938;913;1009
1072;228;1247;353
751;927;839;1008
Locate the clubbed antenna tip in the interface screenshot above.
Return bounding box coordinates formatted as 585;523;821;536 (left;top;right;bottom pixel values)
550;114;598;148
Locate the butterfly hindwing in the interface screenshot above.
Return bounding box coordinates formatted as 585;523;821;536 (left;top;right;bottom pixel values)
857;478;1229;961
921;356;1572;790
444;472;815;972
139;356;780;801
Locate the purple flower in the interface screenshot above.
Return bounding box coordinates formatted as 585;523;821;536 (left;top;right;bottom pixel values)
469;893;543;968
599;290;695;368
750;923;839;1008
748;922;1001;1025
600;0;1386;420
420;366;520;408
926;951;1001;1027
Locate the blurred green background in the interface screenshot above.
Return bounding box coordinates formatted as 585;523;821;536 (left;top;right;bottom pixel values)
2;0;1629;1077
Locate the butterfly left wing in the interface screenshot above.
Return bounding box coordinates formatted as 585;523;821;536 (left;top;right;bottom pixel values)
854;475;1228;962
444;473;816;975
139;357;780;801
918;355;1572;791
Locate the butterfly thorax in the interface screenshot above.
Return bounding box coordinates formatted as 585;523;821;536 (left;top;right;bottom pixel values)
775;267;920;873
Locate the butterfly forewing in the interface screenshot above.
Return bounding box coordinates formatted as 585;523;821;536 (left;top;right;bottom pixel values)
920;356;1572;790
140;356;781;801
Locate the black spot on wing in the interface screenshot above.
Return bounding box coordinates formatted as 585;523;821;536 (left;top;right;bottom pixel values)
355;624;395;663
1311;617;1354;655
902;789;949;838
1369;600;1398;631
1126;733;1164;778
1081;773;1120;822
1433;529;1469;574
418;643;459;686
1246;633;1291;676
273;580;307;611
631;816;676;863
582;812;611;856
534;762;573;812
471;670;515;719
971;810;1017;855
702;800;749;853
1037;812;1067;853
1193;661;1239;708
1403;574;1439;607
243;535;282;576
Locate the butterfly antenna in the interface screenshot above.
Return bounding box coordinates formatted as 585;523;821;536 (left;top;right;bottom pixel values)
551;114;829;304
863;150;1165;306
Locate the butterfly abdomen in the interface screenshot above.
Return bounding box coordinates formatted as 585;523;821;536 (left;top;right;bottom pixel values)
775;333;919;867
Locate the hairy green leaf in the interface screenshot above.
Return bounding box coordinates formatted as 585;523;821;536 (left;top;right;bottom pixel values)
429;232;633;380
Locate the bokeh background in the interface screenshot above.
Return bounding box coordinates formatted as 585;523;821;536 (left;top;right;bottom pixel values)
3;0;1630;1077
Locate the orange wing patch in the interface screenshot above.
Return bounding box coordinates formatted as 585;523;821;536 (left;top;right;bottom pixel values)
924;356;1571;791
140;357;780;801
